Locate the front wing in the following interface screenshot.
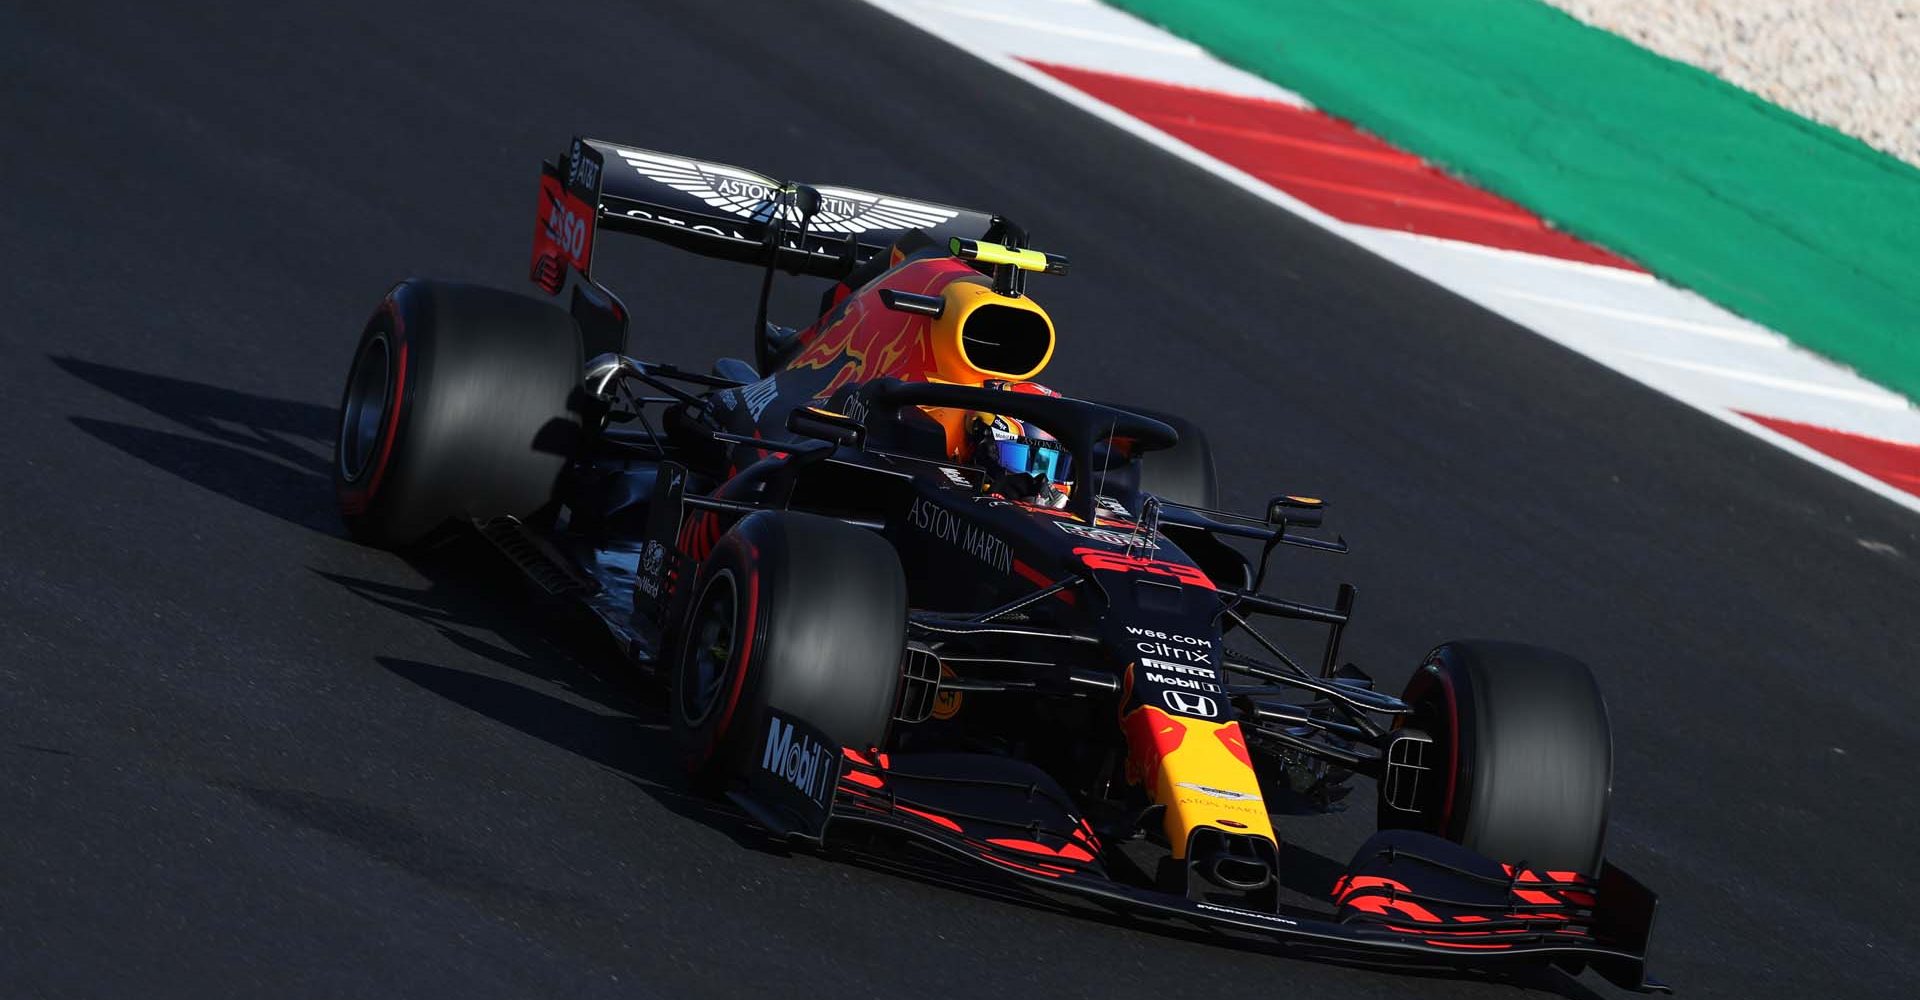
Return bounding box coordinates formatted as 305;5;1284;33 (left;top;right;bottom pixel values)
737;730;1668;993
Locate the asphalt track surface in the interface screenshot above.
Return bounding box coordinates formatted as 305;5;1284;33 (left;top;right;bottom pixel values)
2;1;1916;996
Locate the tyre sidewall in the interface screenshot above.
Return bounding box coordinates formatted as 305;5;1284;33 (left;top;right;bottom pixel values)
670;529;768;783
669;512;906;788
335;289;418;537
334;280;582;546
1385;640;1613;875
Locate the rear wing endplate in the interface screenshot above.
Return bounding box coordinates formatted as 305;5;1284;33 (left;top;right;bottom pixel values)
530;138;607;294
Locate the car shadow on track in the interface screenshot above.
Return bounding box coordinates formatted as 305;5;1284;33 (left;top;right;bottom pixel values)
49;354;782;850
313;543;774;854
52;355;341;534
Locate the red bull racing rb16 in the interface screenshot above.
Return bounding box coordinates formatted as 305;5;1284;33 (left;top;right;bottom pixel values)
331;137;1666;992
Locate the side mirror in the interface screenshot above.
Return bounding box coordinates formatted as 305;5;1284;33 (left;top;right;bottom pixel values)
877;288;945;317
786;405;866;449
1266;494;1325;529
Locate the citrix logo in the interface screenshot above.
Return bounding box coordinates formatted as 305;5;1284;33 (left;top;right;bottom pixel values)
1134;640;1211;664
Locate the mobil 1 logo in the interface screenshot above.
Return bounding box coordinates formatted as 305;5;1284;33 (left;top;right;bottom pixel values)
1142;656;1221;695
753;711;840;820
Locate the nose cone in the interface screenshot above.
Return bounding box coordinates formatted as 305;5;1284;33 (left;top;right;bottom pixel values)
1107;586;1272;885
1187;826;1281;896
1120;693;1277;867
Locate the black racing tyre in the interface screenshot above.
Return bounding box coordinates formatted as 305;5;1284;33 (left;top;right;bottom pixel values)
669;511;907;788
1132;407;1218;509
1379;640;1613;875
1110;405;1244;586
334;279;583;547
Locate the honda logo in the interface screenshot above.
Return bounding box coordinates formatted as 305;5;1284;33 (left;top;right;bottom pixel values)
1162;690;1217;718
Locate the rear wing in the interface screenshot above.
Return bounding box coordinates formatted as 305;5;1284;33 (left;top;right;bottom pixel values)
532;137;996;291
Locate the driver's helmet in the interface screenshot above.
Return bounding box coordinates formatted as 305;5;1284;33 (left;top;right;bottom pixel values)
967;381;1072;508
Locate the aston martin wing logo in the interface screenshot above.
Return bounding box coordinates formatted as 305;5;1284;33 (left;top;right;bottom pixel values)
616;148;961;235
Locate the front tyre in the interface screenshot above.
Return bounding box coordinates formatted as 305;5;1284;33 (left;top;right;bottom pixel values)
1378;640;1613;875
669;511;907;789
334;279;583;547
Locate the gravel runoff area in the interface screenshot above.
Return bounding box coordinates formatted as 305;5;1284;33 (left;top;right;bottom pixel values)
1540;1;1920;168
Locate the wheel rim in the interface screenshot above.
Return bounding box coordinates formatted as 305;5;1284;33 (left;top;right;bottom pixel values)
338;333;392;482
1407;670;1460;837
680;569;739;727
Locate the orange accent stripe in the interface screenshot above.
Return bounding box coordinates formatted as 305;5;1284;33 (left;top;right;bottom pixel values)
896;805;962;833
985;837;1097;864
1011;559;1077;605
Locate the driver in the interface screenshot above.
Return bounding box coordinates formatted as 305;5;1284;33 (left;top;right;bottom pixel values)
963;380;1073;508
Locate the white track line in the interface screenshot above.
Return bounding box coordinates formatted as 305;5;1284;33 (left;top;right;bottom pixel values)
1490;289;1786;348
1369;229;1658;283
1621;353;1913;409
914;2;1206;57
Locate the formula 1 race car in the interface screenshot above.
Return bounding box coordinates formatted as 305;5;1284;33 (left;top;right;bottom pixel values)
332;138;1665;991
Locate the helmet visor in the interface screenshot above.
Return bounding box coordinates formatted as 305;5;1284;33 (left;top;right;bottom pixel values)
992;437;1070;482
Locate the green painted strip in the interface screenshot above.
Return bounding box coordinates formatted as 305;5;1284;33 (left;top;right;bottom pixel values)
1107;0;1920;401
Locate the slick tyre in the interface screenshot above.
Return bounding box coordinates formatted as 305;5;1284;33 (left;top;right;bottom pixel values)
334;279;583;547
1379;640;1613;875
1114;405;1246;586
670;511;907;789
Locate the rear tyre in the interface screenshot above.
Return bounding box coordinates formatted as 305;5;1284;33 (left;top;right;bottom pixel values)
334;279;583;547
669;511;907;788
1378;640;1613;875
